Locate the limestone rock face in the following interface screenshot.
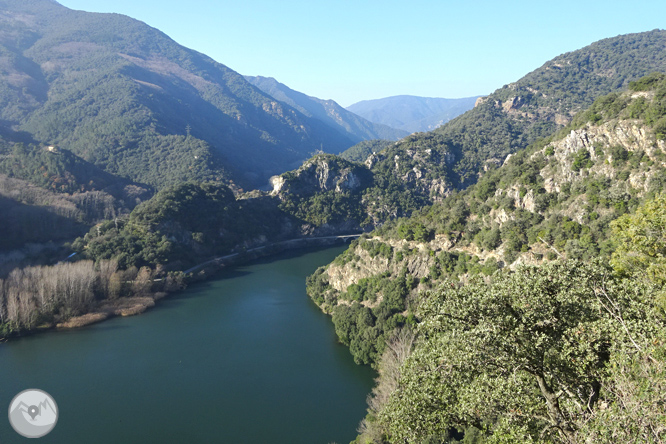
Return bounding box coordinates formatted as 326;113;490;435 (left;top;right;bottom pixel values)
539;121;666;196
389;146;455;201
271;154;366;198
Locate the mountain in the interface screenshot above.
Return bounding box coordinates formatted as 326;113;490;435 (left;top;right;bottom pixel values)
269;31;666;239
273;28;666;227
336;30;666;211
0;0;359;189
428;29;666;187
339;139;394;163
244;76;409;142
346;95;480;133
306;73;666;443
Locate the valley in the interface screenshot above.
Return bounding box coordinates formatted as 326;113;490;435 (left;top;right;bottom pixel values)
0;1;665;443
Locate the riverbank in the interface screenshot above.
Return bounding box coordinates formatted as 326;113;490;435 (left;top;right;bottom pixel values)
0;245;374;444
185;234;361;277
54;294;166;329
1;235;360;340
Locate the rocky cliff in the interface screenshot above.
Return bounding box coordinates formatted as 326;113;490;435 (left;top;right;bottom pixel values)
307;80;666;320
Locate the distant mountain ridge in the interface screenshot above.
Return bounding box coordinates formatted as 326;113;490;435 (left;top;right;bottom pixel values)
271;30;666;231
0;0;361;189
346;95;480;133
244;76;409;142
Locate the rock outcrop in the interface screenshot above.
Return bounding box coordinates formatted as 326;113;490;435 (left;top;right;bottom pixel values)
271;154;367;198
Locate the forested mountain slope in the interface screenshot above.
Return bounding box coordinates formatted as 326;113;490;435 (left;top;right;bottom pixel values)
0;0;357;189
245;76;409;142
429;29;666;187
272;31;666;230
306;73;666;444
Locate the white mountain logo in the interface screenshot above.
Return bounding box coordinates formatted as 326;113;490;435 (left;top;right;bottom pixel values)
8;389;59;438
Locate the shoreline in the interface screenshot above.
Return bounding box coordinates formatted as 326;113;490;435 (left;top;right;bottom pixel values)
184;234;361;277
1;235;360;341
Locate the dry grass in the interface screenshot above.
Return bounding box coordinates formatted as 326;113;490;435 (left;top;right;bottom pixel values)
56;312;109;329
100;296;156;317
56;295;159;329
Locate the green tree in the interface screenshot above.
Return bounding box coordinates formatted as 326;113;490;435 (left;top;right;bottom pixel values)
379;260;660;443
610;193;666;287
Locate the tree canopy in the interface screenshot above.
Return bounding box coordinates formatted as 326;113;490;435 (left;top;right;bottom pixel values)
379;260;665;443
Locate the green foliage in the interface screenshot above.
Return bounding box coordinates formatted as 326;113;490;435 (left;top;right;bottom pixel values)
0;0;359;191
610;193;666;292
628;72;666;91
359;240;393;259
324;272;413;367
574;71;666;140
281;189;365;226
77;182;291;268
424;30;666;187
397;222;433;242
570;148;593;172
340;139;393;163
0;143;130;193
379;260;663;443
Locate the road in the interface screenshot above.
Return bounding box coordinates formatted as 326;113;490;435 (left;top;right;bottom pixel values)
183;234;362;274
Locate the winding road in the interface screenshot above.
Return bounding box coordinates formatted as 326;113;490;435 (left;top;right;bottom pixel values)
183;234;362;274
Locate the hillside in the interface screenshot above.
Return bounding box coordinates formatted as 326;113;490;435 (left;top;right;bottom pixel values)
347;95;480;133
428;29;666;187
0;0;358;189
0;139;150;258
271;30;666;231
339;139;394;163
306;73;666;443
245;76;408;142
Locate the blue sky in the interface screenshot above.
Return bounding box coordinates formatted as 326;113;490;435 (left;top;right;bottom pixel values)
56;0;666;107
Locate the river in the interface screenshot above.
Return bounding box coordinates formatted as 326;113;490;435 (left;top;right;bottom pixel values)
0;246;375;443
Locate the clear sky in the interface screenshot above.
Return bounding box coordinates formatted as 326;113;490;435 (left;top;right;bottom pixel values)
56;0;666;107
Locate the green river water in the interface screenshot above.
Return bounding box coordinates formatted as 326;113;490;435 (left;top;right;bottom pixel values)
0;245;375;443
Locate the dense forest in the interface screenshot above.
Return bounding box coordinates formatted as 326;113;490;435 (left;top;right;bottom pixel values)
72;182;303;269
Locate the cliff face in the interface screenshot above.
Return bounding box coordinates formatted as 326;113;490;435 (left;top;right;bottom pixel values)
540;120;665;194
492;119;666;228
271;155;367;197
365;139;456;201
309;109;666;313
325;236;450;292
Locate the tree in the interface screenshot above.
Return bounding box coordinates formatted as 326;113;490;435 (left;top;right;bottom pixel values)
610;192;666;287
379;260;660;443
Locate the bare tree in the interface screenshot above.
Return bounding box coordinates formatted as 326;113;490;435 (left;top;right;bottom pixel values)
96;259;119;299
132;267;154;297
358;327;416;443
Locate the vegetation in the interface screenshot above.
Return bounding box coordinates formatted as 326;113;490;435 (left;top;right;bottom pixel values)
368;73;666;265
377;260;664;443
0;0;360;190
75;182;297;268
305;75;666;443
339;140;393;163
1;12;666;441
610;192;666;312
0;259;184;339
0;143;131;194
276;35;666;229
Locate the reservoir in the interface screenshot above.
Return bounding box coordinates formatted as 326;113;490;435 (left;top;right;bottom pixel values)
0;246;375;443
